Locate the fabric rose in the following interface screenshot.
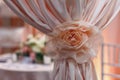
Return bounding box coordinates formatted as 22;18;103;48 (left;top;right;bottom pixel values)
46;22;102;61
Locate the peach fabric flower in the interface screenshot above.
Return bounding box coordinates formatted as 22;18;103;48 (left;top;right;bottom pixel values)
48;22;99;55
59;29;86;47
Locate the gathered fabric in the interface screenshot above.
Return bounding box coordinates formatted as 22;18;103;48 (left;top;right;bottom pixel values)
45;21;103;80
52;58;97;80
4;0;120;33
4;0;120;80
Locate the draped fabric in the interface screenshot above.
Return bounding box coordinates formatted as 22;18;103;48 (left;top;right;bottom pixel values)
4;0;120;80
4;0;120;34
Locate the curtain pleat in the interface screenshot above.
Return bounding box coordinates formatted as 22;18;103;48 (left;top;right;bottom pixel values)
4;0;120;33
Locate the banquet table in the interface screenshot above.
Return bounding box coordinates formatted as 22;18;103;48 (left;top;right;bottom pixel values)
0;63;53;80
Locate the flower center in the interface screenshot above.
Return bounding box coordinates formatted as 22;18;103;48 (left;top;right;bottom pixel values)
59;29;83;46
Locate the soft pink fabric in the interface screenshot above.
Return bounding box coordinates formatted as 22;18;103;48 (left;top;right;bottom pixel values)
4;0;120;80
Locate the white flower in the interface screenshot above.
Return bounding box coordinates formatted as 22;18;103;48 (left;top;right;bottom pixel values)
23;34;46;53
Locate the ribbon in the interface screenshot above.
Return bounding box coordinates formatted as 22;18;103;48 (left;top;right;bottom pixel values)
45;21;103;80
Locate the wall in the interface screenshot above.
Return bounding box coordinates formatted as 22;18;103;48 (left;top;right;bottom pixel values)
95;13;120;80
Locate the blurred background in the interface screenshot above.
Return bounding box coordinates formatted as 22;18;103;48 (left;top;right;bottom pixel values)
0;0;120;80
0;0;48;64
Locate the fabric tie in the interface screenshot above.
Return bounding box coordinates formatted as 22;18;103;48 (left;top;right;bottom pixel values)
45;21;103;80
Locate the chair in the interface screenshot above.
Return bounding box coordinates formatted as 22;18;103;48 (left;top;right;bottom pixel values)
101;43;120;80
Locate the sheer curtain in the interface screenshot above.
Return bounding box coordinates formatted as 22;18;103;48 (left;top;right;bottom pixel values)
4;0;120;80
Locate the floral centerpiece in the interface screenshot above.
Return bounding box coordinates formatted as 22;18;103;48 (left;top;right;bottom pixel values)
25;34;46;63
25;34;46;53
17;34;46;64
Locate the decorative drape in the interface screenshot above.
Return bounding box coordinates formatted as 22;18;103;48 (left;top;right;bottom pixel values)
4;0;120;80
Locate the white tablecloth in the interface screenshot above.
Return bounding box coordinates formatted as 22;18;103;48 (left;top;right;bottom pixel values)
0;63;53;80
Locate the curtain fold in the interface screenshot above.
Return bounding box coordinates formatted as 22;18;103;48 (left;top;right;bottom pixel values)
4;0;120;33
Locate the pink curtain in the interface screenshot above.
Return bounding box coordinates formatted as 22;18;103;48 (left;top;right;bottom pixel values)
4;0;120;80
4;0;120;33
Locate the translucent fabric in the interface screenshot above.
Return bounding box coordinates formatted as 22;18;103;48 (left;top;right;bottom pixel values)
4;0;120;80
